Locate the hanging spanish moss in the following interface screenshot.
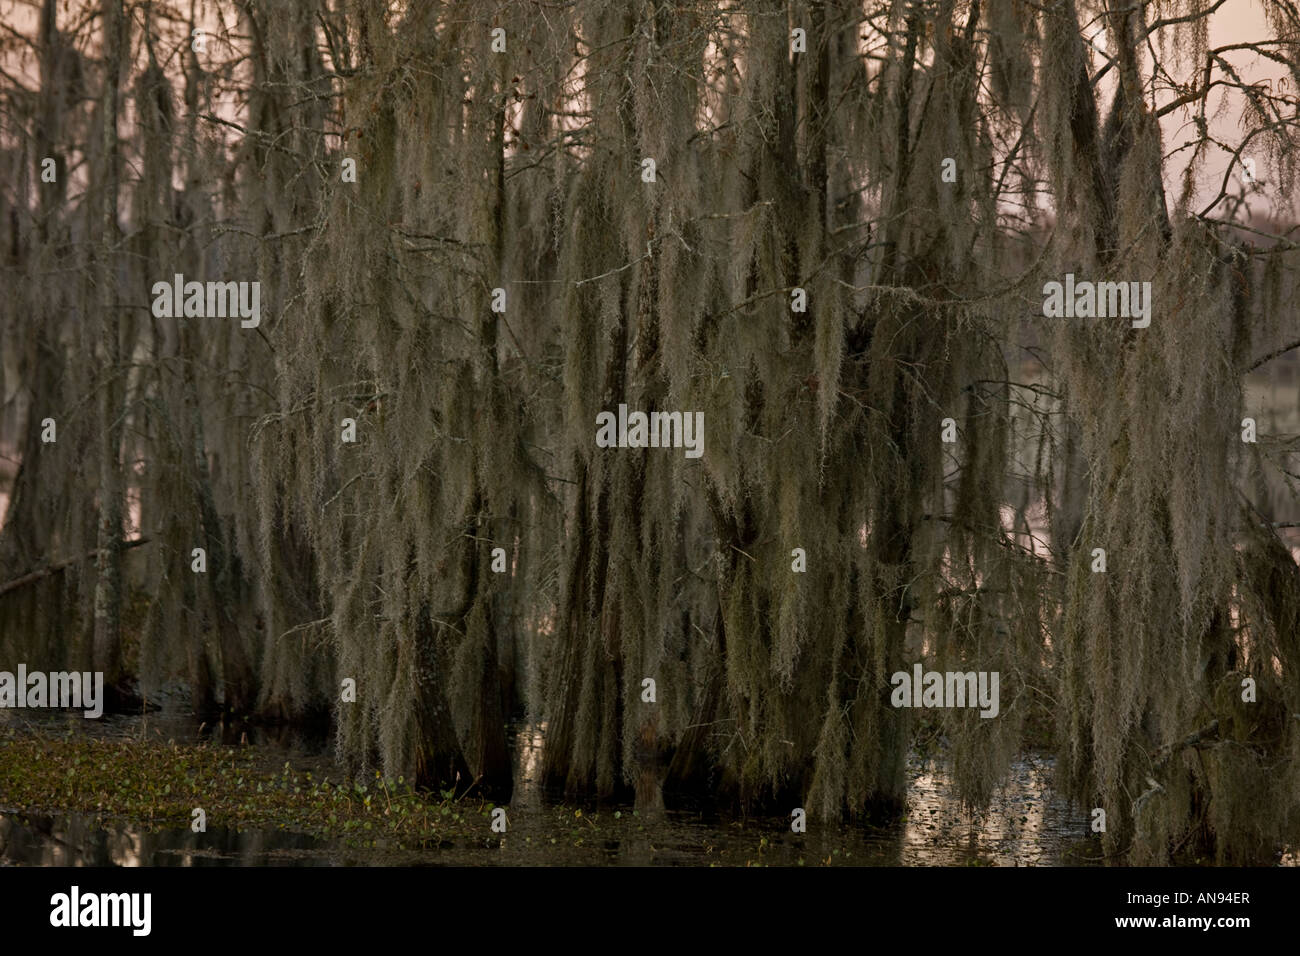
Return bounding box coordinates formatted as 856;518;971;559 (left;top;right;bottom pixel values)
2;0;1299;866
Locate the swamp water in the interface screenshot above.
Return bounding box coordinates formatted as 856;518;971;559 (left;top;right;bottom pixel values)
0;704;1091;867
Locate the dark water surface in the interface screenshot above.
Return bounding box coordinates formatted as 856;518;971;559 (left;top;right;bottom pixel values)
1;702;1095;866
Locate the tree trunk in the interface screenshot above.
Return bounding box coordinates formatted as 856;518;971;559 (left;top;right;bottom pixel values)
91;0;126;703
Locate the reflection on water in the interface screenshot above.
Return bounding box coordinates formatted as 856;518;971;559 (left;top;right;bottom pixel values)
0;756;1086;867
1;703;1100;865
0;815;338;867
903;755;1082;865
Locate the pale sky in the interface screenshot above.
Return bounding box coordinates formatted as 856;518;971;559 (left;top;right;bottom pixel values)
1156;0;1294;221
